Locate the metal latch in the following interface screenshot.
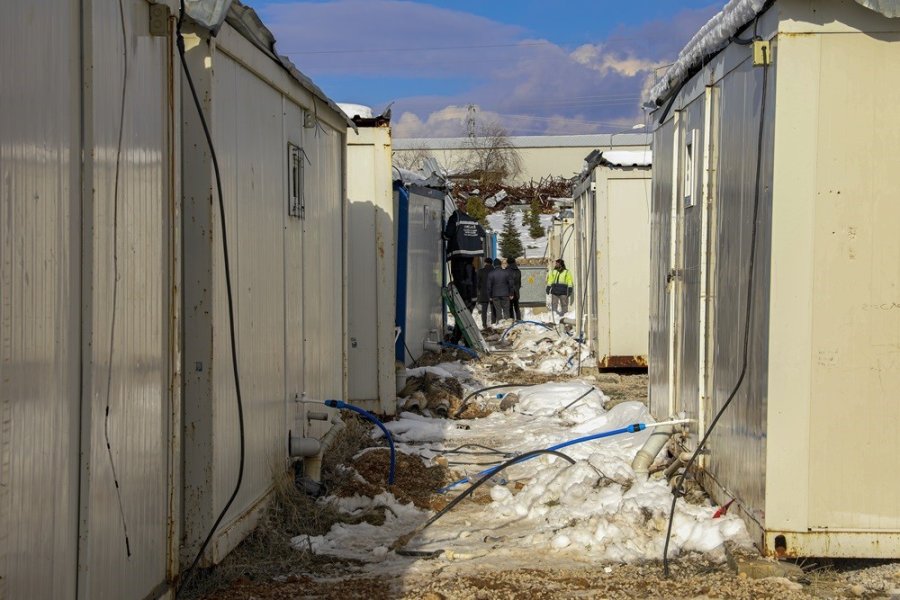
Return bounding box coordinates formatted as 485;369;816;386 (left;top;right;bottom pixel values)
753;40;771;66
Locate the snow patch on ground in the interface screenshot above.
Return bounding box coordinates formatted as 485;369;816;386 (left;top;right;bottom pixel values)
302;377;751;568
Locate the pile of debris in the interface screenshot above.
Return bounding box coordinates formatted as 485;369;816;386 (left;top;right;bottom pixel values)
398;368;465;418
451;175;575;213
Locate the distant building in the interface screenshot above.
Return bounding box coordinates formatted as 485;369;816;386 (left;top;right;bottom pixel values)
394;133;651;184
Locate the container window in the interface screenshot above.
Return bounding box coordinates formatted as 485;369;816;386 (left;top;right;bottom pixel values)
288;143;304;219
683;129;698;208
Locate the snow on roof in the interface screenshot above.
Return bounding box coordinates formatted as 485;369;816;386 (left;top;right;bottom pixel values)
648;0;900;107
856;0;900;17
338;103;374;120
600;150;652;168
394;133;650;150
647;0;768;107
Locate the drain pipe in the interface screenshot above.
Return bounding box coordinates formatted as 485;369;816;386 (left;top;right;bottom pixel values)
289;409;345;483
631;420;675;479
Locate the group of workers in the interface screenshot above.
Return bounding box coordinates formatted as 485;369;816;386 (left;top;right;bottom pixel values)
477;257;522;326
444;206;575;337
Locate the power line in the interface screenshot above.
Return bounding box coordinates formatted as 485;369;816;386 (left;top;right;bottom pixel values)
281;41;554;55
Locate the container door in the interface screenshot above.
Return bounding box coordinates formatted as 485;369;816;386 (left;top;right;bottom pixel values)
670;88;720;450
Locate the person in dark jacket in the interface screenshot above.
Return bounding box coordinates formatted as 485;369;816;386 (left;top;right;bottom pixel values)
506;257;523;321
487;258;514;321
443;209;486;258
476;258;496;328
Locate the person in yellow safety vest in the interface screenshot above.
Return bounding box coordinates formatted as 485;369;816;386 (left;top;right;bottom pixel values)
546;258;574;319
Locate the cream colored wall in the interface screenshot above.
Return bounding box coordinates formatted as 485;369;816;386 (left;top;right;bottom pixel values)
766;0;900;553
346;126;396;414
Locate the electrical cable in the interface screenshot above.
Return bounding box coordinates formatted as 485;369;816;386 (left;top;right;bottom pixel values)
452;383;539;419
175;5;246;595
403;339;420;368
103;0;132;559
325;400;396;485
555;386;596;416
661;44;770;578
443;443;510;456
394;449;576;555
439;423;646;493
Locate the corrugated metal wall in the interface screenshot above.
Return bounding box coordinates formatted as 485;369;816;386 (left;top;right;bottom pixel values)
674;98;706;435
404;186;444;359
181;26;347;564
209;48;288;544
0;1;82;596
302;119;346;437
706;58;775;520
1;1;177;597
81;0;175;596
650;43;776;524
649;121;674;419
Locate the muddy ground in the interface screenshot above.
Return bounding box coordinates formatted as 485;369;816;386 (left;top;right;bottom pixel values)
184;350;898;600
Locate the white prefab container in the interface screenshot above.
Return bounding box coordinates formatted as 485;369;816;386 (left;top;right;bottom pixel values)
648;0;900;558
573;152;651;369
1;1;181;597
180;5;351;566
347;124;396;414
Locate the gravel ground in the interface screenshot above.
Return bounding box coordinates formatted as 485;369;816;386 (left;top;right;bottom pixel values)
203;559;900;599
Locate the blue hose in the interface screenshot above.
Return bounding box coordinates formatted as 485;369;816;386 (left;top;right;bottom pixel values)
500;320;554;341
441;342;479;359
324;400;396;484
438;423;645;493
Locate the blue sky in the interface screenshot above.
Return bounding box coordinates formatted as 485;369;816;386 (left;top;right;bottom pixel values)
250;1;721;137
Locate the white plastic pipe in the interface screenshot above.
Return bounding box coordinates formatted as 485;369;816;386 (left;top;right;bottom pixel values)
631;421;675;479
302;419;345;483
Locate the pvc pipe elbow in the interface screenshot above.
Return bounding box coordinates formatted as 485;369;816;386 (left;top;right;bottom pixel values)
631;422;675;478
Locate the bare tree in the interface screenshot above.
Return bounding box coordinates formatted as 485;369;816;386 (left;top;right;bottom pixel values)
461;121;523;188
392;142;434;172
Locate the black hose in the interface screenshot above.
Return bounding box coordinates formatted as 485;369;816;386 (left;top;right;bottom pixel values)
176;6;246;595
556;386;596;415
661;45;770;577
442;443;511;456
453;383;538;418
395;449;576;555
403;339;420;368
